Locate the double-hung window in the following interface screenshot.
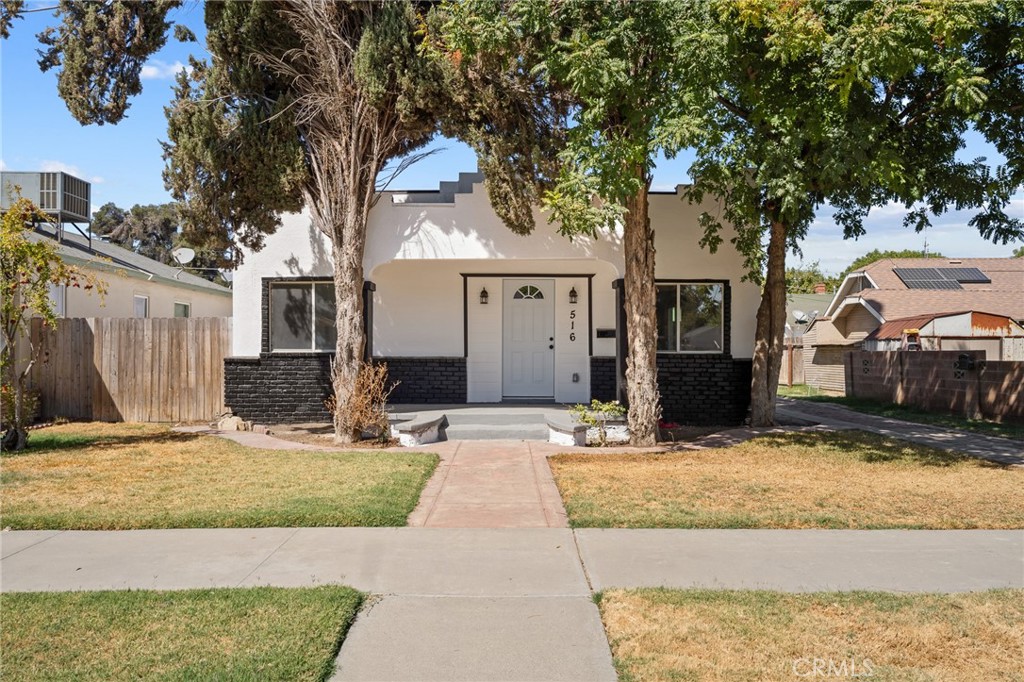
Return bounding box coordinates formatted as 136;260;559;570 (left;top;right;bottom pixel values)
656;282;724;353
269;281;337;351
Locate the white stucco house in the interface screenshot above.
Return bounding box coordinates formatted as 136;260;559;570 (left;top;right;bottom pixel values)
225;172;760;425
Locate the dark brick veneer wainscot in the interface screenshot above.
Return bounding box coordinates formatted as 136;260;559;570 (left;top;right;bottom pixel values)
588;355;751;425
224;355;467;423
657;355;752;425
225;355;333;423
590;357;617;402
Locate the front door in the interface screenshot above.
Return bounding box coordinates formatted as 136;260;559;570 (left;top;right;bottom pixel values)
502;279;555;398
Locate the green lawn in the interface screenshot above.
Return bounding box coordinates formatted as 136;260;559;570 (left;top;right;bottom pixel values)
551;430;1024;529
1;422;437;529
778;384;1024;441
1;586;362;681
599;588;1024;682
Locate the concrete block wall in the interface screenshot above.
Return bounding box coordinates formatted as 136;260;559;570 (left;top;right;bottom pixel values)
846;350;1023;423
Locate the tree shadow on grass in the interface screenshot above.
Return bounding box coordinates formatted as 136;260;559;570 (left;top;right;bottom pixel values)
754;430;1007;469
3;428;204;457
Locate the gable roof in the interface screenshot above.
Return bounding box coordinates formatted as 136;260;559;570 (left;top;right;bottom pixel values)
28;224;231;296
828;257;1024;322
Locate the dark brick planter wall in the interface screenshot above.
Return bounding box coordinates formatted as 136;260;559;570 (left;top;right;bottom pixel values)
224;355;468;423
657;355;752;425
225;355;333;424
379;357;466;404
590;357;617;402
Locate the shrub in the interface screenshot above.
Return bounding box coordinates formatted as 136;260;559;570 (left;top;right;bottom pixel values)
570;399;627;447
324;362;399;442
1;383;40;428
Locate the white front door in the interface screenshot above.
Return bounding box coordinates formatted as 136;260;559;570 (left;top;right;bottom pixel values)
503;279;555;398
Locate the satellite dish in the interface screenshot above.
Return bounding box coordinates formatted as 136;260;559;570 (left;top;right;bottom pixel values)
221;270;234;283
793;310;808;324
172;247;196;265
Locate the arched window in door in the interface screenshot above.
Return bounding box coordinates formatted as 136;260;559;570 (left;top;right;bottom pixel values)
513;285;544;300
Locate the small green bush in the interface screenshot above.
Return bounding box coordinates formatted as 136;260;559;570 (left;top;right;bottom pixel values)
1;383;40;427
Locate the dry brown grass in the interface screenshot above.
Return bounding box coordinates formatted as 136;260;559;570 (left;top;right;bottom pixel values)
550;431;1024;529
1;422;437;529
599;589;1024;682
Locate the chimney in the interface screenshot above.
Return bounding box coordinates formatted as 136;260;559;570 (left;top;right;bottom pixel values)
813;282;828;294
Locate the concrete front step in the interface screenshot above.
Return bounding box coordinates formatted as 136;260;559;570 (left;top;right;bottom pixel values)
392;406;565;441
444;424;550;441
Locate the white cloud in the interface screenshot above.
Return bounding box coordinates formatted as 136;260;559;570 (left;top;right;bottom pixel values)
140;60;190;80
0;159;7;171
38;160;104;184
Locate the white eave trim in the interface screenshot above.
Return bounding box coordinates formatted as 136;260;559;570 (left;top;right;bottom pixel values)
824;271;877;317
831;297;885;325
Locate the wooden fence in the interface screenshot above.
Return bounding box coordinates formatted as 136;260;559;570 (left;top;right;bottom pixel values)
29;317;231;422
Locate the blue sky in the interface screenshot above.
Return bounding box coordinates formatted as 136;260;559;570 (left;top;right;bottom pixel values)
3;4;1020;276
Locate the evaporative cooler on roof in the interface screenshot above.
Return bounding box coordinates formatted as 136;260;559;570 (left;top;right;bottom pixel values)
892;267;991;290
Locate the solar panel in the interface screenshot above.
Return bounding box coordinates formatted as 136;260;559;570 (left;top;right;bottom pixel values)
894;268;940;286
894;266;988;289
943;267;991;283
903;280;963;290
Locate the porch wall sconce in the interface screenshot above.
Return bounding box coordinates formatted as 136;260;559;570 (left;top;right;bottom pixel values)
479;287;489;305
568;287;578;305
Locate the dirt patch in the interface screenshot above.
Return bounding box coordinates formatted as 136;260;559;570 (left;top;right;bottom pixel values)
267;423;400;449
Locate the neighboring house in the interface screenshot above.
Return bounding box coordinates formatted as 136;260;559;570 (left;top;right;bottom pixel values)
780;292;832;387
226;172;762;425
862;311;1024;360
803;257;1024;393
30;224;232;319
784;292;833;341
2;171;232;319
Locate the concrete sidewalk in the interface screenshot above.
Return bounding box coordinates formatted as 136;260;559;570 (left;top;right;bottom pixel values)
4;528;1021;594
4;528;1021;681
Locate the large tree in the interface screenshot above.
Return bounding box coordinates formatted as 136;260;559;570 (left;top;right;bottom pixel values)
18;0;445;442
837;249;946;280
91;201;230;283
439;0;713;445
688;0;1023;425
785;261;839;295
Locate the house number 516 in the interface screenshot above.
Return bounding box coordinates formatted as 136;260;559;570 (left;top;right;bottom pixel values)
569;309;576;342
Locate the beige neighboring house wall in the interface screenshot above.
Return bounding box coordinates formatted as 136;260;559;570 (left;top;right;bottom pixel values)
801;324;848;394
30;224;232;319
59;268;232;319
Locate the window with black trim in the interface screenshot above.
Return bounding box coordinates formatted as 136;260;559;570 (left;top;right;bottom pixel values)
269;281;336;351
656;283;724;352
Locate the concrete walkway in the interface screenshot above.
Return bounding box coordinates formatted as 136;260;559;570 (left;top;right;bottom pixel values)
408;441;570;528
777;397;1024;466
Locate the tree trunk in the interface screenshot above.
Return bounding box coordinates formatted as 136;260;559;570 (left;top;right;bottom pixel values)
304;163;374;445
749;219;788;426
330;212;367;444
623;181;660;446
1;331;33;452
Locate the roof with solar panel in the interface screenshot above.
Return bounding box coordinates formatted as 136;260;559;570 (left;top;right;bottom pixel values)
822;257;1024;323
